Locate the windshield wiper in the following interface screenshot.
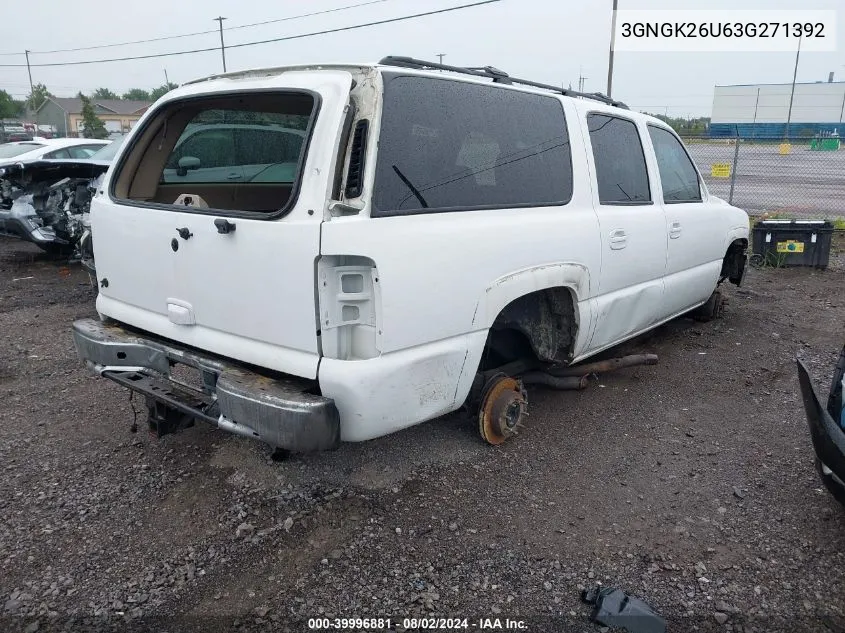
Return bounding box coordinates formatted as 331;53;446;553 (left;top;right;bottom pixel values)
392;165;429;208
615;183;633;201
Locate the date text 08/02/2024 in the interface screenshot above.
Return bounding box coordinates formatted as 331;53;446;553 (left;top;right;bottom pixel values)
307;618;528;630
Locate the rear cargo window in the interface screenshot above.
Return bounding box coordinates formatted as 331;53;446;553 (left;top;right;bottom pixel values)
110;92;317;216
372;74;573;216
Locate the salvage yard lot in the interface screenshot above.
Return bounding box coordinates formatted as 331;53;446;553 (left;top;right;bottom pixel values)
1;235;844;633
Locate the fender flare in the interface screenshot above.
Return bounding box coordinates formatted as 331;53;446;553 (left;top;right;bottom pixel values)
471;262;591;330
724;225;750;252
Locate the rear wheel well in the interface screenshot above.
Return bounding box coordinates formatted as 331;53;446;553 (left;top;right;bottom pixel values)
720;238;748;285
479;287;577;371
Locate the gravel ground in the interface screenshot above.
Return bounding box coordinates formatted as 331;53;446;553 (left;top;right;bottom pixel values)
1;235;844;633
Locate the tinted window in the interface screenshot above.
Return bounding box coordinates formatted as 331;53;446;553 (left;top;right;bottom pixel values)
161;109;311;184
68;146;100;159
372;75;572;216
167;128;237;170
587;114;651;204
647;125;701;203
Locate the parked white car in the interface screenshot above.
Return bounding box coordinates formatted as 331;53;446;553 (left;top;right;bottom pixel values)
72;57;749;453
0;138;111;167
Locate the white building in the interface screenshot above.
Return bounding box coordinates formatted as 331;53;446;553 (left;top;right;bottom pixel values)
710;81;845;137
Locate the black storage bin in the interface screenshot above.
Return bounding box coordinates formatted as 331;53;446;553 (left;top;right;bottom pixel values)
752;220;833;269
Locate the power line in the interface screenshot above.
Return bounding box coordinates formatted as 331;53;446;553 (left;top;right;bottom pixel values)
0;0;501;69
0;0;395;57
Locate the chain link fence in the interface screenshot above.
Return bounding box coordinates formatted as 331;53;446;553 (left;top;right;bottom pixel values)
681;136;845;220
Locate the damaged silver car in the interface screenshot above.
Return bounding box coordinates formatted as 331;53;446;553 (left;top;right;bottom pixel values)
0;139;122;271
797;342;845;507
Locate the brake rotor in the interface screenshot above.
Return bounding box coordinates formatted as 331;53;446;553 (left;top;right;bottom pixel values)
478;375;528;445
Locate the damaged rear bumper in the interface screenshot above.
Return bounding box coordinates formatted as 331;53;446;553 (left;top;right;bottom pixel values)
72;318;340;452
796;357;845;501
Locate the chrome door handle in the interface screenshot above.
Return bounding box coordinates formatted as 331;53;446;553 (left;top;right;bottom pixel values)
669;222;682;239
609;229;627;250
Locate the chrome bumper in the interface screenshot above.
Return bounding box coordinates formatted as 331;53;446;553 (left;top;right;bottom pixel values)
72;318;340;452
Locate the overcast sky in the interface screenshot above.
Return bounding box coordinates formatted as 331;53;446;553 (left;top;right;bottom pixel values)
0;0;842;117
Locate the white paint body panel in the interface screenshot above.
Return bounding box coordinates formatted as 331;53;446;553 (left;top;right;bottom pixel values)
92;71;353;379
91;63;749;443
571;101;669;352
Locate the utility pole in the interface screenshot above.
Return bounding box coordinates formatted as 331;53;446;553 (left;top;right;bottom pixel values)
785;34;802;139
214;16;228;73
839;66;845;124
751;87;760;140
606;0;618;97
24;50;34;95
839;88;845;124
578;68;588;93
164;69;170;85
436;53;446;65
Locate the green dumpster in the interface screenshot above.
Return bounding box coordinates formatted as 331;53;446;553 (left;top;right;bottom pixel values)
809;137;841;151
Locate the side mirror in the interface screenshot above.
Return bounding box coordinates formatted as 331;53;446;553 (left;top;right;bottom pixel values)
176;156;201;177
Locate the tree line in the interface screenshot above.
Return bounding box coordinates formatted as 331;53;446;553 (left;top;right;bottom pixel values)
0;83;178;120
642;112;710;136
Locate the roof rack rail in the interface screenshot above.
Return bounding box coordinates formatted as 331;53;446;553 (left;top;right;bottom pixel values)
378;56;629;110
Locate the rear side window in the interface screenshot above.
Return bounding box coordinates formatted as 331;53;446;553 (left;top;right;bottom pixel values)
647;125;702;203
372;75;573;216
587;114;651;205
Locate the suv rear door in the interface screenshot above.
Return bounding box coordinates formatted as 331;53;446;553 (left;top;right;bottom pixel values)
93;71;353;379
645;124;726;317
579;108;668;351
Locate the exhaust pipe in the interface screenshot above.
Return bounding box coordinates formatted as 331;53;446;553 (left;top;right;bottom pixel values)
521;372;589;390
548;354;658;378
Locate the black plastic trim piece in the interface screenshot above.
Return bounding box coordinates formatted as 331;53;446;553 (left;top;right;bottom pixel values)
345;119;369;199
598;201;655;207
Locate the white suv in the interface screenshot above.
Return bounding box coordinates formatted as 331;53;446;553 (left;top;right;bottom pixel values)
72;57;749;452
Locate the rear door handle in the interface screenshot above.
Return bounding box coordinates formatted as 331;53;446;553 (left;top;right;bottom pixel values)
609;229;627;250
226;172;242;180
669;221;682;239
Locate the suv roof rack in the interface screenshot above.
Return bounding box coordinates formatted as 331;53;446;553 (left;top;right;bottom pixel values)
378;56;629;110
